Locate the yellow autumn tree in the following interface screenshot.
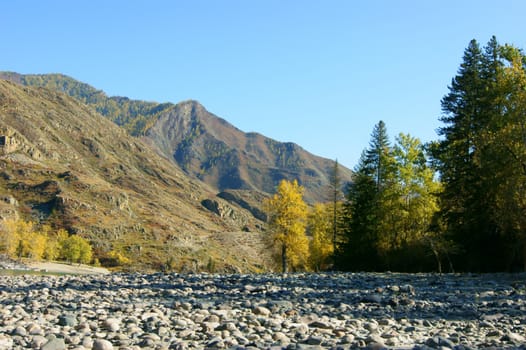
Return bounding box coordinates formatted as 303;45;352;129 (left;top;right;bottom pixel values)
308;203;334;271
59;234;93;264
43;227;69;261
264;179;309;272
0;220;95;264
0;219;20;257
0;219;48;259
27;229;48;260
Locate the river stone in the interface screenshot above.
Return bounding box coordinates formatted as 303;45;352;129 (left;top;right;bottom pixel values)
252;306;271;316
272;331;290;344
103;318;121;332
12;326;27;336
207;336;224;348
0;271;525;349
400;284;415;294
305;335;323;345
92;339;114;350
365;321;379;332
502;332;526;343
28;323;44;336
0;334;13;348
41;337;66;350
388;285;400;292
308;320;332;329
32;336;49;349
362;294;383;304
59;315;77;327
366;343;389;350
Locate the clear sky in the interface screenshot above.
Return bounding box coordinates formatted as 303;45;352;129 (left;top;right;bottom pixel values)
2;1;526;169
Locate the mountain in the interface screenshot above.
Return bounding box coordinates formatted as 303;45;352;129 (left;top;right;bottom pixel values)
0;72;352;203
0;79;271;272
144;100;353;203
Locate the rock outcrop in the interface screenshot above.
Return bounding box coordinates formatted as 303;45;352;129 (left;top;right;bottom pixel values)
0;79;270;272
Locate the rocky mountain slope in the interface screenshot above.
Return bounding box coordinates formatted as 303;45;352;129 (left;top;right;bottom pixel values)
0;72;352;203
144;100;352;203
0;80;271;272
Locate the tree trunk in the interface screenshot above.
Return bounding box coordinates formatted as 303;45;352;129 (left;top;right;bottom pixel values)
333;204;337;256
432;248;442;274
428;239;443;273
282;243;288;273
446;253;454;273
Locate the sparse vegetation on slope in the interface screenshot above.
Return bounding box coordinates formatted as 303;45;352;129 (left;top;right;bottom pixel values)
0;72;353;203
0;79;270;272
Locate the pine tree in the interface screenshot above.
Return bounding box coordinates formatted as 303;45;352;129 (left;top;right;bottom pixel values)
434;39;488;270
337;155;379;270
337;121;396;271
338;124;443;271
433;37;526;271
328;160;344;256
367;121;394;190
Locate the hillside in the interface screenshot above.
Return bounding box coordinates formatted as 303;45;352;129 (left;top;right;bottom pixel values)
0;80;271;272
145;100;353;203
0;72;352;203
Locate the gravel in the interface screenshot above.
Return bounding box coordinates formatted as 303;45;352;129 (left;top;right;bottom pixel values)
0;271;525;349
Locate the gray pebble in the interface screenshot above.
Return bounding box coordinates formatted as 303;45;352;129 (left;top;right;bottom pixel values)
12;326;26;336
41;337;66;350
0;271;523;349
92;339;113;350
59;315;77;327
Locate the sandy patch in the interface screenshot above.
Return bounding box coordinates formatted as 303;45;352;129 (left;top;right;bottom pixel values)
27;261;110;275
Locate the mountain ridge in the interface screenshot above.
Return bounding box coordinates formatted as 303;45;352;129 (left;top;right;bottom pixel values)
0;79;271;272
0;72;352;203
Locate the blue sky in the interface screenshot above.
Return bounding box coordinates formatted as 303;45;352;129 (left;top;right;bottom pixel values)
2;1;526;169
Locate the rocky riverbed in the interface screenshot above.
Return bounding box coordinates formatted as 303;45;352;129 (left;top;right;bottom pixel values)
0;272;525;350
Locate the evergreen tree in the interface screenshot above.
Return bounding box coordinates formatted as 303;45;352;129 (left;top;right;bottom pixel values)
337;121;396;271
434;39;489;270
337;151;379;270
433;37;526;271
338;124;443;271
366;121;394;190
328;160;344;256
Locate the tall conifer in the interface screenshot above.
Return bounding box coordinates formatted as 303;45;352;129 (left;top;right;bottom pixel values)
337;121;395;271
434;37;525;270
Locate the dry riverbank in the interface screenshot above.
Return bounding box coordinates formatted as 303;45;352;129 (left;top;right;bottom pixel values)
0;272;525;349
26;261;110;275
0;255;109;275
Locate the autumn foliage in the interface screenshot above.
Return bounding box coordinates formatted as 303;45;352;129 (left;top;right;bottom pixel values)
264;179;309;272
0;219;93;264
307;203;334;271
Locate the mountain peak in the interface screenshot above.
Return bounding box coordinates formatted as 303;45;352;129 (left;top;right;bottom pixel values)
0;79;271;272
1;72;352;202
